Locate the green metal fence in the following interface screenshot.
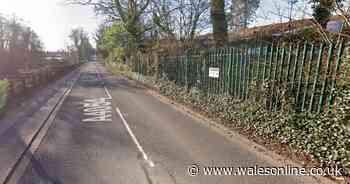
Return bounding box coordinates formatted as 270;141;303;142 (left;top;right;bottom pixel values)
133;40;348;113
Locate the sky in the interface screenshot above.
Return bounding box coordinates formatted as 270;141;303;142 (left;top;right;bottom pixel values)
0;0;312;51
0;0;102;51
254;0;312;26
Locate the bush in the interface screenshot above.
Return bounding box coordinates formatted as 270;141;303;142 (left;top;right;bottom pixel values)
0;80;9;113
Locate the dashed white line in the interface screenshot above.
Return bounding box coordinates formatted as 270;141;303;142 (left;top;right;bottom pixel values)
115;107;155;168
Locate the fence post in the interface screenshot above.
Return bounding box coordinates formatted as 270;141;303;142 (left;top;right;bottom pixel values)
296;41;308;111
328;39;344;110
203;51;208;95
291;44;301;90
309;43;324;112
234;47;239;98
301;43;315;112
285;44;293;83
185;51;189;90
318;43;334;113
274;46;286;111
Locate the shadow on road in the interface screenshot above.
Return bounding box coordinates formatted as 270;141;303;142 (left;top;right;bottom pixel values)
0;124;64;184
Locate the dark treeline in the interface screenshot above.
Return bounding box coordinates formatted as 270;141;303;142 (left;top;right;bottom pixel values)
0;15;44;75
67;28;95;63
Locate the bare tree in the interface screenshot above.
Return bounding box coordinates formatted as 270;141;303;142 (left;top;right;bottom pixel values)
0;15;44;74
151;0;210;43
69;28;94;62
229;0;260;31
335;0;350;27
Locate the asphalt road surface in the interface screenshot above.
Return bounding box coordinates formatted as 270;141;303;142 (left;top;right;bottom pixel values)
0;62;327;184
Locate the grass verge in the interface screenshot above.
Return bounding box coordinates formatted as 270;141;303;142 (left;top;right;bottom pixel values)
0;80;9;114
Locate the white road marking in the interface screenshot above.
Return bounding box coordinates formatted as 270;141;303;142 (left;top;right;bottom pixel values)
83;98;112;122
81;65;113;122
97;64;154;167
116;107;155;168
95;65;112;100
104;86;112;99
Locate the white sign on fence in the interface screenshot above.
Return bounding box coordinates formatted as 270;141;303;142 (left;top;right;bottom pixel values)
209;67;220;78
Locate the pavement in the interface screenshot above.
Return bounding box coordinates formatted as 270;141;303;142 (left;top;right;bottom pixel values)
0;62;334;184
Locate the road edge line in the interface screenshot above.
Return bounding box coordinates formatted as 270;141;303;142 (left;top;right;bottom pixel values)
115;107;155;168
104;86;112;99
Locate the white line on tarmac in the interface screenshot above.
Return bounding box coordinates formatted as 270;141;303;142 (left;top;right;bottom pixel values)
95;65;112;100
97;63;154;167
104;86;112;99
115;107;155;168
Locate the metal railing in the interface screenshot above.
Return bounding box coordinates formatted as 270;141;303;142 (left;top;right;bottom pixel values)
133;40;348;113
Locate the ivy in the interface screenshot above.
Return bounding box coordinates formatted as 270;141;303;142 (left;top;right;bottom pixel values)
153;78;350;174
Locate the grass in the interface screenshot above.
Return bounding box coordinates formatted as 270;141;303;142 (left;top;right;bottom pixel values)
106;62;133;77
0;80;9;114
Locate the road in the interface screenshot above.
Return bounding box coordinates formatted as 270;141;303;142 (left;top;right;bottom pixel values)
0;62;326;184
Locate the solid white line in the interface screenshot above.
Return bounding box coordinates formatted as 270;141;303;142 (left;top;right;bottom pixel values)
104;86;112;100
115;108;155;168
95;65;112;100
94;65;111;99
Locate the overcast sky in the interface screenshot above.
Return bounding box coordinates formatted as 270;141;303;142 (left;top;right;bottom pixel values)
0;0;312;51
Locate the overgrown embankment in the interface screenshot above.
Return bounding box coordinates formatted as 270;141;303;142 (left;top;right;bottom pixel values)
0;80;9;113
109;60;350;176
154;79;350;171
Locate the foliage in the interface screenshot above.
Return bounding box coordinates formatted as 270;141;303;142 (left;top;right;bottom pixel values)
105;62;131;76
68;28;95;62
0;15;44;75
152;76;350;173
96;22;133;63
312;3;332;27
68;0;151;48
310;0;346;27
0;80;9;113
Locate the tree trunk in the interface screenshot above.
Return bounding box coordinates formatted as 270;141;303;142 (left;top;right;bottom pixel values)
211;0;228;47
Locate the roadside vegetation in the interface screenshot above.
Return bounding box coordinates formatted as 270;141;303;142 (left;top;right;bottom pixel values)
0;80;9;114
153;77;350;172
72;0;350;178
67;28;95;63
0;15;44;76
0;14;44;115
0;13;94;115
